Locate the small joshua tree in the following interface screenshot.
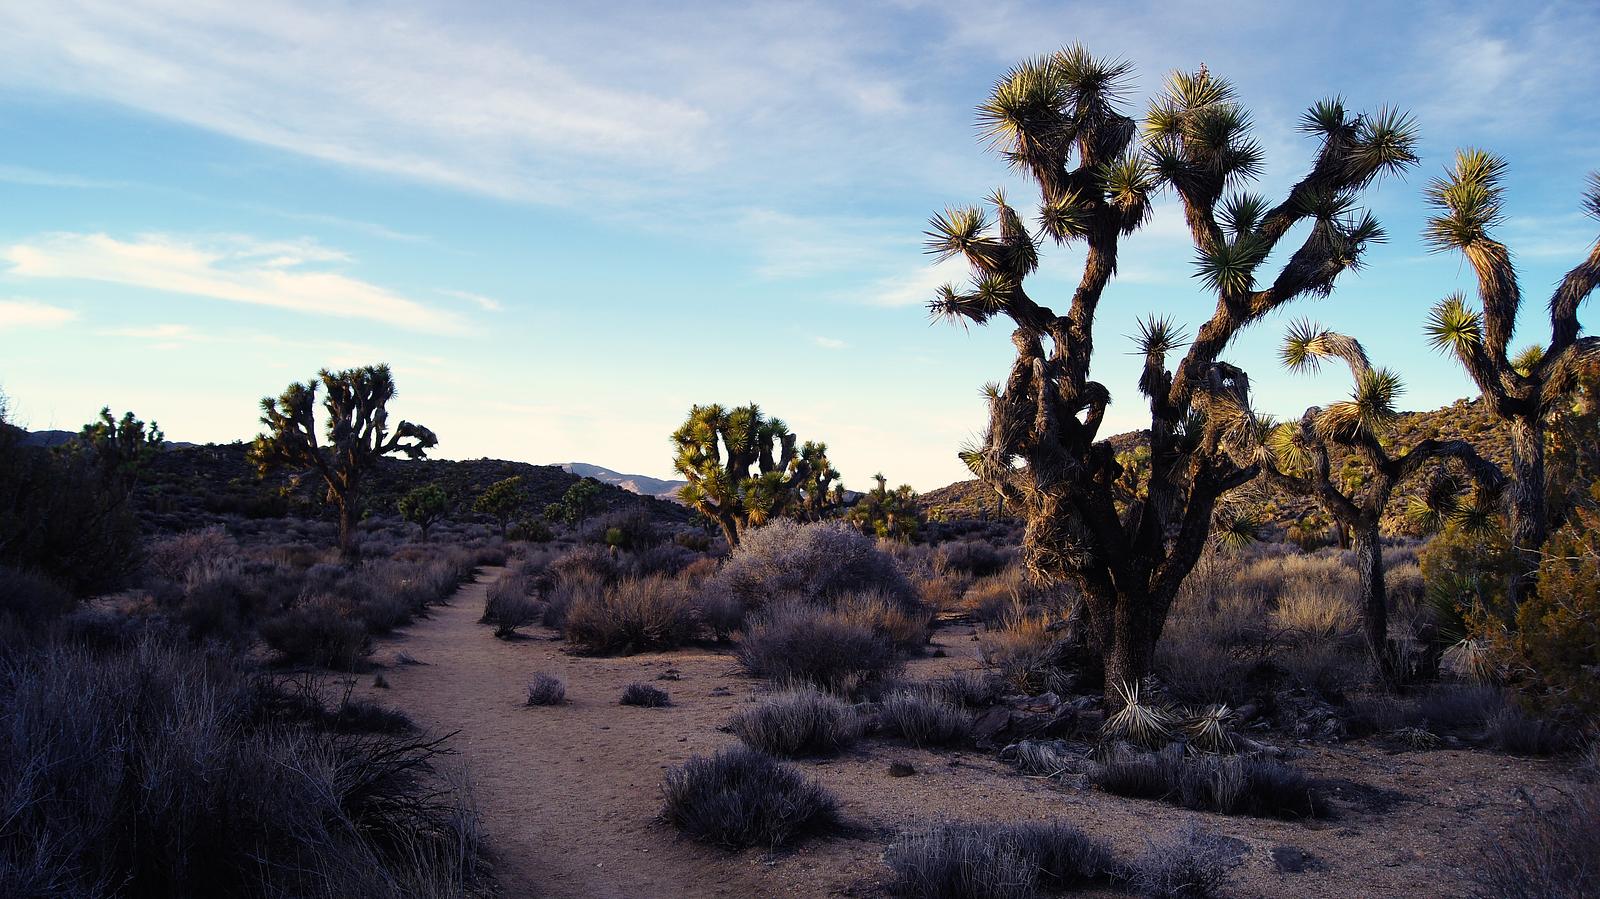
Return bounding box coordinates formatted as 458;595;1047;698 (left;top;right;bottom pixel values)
75;407;164;502
845;473;921;541
927;48;1417;703
474;476;525;537
671;403;840;547
1260;323;1505;683
1422;153;1600;604
397;483;449;541
250;364;436;558
544;478;601;527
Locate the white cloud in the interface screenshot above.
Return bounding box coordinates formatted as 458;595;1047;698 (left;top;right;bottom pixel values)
438;289;504;312
813;336;847;349
3;232;468;333
864;256;971;308
0;299;77;330
98;323;200;341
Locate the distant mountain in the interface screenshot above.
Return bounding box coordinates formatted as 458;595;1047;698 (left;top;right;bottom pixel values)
19;429;76;448
558;462;686;502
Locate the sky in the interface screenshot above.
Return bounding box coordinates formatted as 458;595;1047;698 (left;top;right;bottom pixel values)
1;0;1597;490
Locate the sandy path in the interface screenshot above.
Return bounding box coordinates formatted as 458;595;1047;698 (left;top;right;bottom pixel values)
363;568;1578;899
363;567;862;898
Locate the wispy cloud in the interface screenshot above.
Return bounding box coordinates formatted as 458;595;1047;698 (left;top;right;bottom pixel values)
0;298;77;330
438;289;504;312
813;336;847;349
0;163;126;189
3;232;469;333
863;256;970;308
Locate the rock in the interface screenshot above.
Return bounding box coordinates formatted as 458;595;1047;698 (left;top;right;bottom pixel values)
973;708;1013;749
888;761;916;777
1270;846;1326;874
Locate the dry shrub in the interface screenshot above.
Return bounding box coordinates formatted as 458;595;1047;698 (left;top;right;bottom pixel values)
481;572;543;638
1473;787;1599;899
935;540;1009;577
563;576;699;654
1129;822;1234;899
885;819;1117;898
145;525;237;583
525;673;566;706
728;687;864;757
260;596;372;670
714;519;914;606
736;598;900;695
834;590;932;651
660;746;839;849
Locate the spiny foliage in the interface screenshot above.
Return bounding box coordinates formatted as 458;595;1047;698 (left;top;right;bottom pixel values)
544;478;602;527
845;472;921;541
671;403;840;547
249;364;436;556
1419;148;1600;604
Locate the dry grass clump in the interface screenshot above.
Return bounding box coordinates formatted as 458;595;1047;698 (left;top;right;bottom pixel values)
736;598;901;695
660;745;840;850
978;614;1068;695
1091;745;1327;819
1473;787;1600;899
563;576;699;654
620;683;671;707
1128;822;1235;899
525;672;567;706
1486;706;1578;756
934;540;1009;577
728;687;864;757
1272;587;1359;640
834;590;933;651
0;636;491;898
879;689;975;748
884;819;1118;898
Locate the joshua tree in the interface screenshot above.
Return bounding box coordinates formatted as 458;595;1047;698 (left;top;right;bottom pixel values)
928;48;1417;702
76;407;164;491
845;473;921;541
671;403;839;547
397;483;449;541
474;476;525;537
1260;323;1505;682
544;478;602;527
250;365;436;558
1422;152;1600;604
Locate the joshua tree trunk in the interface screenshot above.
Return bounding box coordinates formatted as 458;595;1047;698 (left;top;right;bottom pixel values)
337;495;358;559
1507;417;1548;607
1352;520;1395;686
1099;593;1160;696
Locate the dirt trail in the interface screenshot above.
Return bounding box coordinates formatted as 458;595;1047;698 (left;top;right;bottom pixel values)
364;568;1578;899
361;567;862;899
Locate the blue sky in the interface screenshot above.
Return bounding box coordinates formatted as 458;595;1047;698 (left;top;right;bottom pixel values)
1;0;1597;489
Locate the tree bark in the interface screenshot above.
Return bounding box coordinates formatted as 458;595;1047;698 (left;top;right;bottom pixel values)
337;497;358;560
1352;521;1396;688
1508;417;1548;607
1100;594;1157;710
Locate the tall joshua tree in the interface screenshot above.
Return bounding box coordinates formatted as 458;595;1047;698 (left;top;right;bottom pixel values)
250;365;436;558
928;48;1417;701
1260;323;1505;682
1422;152;1600;604
671;403;839;547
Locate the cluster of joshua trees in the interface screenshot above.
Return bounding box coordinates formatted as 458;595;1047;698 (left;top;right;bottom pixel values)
243;46;1597;709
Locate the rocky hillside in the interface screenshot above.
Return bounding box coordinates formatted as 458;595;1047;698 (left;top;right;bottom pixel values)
918;395;1531;541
